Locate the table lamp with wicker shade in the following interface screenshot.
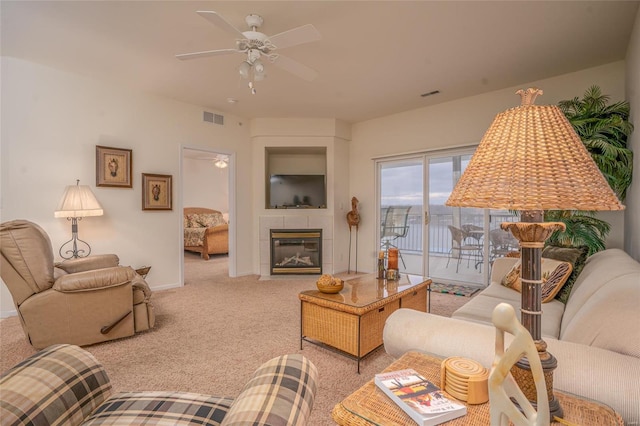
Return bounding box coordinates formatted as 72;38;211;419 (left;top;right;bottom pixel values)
446;88;624;418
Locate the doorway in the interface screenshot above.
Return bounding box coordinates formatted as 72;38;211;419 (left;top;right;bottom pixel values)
181;147;234;284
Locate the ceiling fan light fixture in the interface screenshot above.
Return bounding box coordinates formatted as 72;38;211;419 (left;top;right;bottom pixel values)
214;156;229;168
253;59;265;74
239;61;251;79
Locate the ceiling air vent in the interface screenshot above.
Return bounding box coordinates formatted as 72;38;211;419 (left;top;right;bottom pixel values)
203;111;224;125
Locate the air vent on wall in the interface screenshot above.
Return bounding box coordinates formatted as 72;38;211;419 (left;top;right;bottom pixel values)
203;111;224;125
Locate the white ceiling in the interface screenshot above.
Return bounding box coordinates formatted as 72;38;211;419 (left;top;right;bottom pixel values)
2;1;638;123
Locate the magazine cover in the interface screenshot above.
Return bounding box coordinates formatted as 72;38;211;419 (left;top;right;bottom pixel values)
375;369;466;425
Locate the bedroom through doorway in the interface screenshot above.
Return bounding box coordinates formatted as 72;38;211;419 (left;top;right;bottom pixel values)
181;147;231;283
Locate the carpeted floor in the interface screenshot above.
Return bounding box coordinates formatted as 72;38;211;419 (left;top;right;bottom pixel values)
0;253;476;425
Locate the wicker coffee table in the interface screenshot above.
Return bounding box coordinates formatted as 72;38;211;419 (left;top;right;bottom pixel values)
299;274;431;372
332;351;624;425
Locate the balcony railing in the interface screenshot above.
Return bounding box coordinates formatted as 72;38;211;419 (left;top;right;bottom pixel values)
381;209;518;255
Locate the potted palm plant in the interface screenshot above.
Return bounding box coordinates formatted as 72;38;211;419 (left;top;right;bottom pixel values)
546;86;634;255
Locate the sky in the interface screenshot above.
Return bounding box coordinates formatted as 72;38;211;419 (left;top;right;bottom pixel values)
380;157;465;207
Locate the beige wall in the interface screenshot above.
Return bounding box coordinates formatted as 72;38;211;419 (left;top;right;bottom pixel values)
350;61;628;274
182;154;229;214
0;57;252;316
625;8;640;261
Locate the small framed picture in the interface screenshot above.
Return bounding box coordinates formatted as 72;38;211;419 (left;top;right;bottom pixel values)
96;146;133;188
142;173;172;211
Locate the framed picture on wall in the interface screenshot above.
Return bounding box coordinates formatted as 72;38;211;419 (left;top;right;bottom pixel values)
96;145;133;188
142;173;172;211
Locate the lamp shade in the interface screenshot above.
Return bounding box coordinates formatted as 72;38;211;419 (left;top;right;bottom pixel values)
446;88;624;211
54;182;103;218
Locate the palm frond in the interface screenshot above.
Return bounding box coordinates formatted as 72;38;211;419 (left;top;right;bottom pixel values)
545;210;610;256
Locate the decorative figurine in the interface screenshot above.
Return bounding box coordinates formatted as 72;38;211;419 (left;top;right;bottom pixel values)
489;303;550;426
346;196;360;273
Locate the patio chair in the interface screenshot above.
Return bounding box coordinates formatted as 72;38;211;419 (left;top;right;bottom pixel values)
380;206;412;268
489;228;519;261
461;223;483;246
446;225;483;273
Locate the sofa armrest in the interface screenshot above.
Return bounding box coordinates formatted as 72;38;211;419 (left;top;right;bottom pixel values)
383;309;640;425
0;344;113;425
384;309;501;366
55;254;120;274
53;266;136;292
205;224;229;235
221;354;318;426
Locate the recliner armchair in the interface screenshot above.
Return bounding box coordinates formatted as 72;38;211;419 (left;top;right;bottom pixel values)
1;219;155;349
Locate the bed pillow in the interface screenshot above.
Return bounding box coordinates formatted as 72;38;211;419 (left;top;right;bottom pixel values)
501;258;573;302
188;212;226;228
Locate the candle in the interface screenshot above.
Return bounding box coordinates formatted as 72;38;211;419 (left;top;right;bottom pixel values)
388;248;399;270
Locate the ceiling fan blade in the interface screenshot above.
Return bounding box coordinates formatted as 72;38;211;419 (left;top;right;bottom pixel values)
196;11;245;38
272;54;318;82
268;24;321;50
176;48;239;61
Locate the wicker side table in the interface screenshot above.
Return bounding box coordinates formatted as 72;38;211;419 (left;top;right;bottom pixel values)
332;351;624;425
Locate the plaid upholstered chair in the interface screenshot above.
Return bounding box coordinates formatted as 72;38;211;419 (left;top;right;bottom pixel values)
0;220;155;349
0;344;318;426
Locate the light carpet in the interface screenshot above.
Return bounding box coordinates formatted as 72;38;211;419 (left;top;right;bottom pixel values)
0;253;474;425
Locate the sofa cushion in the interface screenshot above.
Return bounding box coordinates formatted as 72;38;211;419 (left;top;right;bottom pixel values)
541;245;589;303
452;289;565;339
559;273;640;357
500;258;572;302
82;392;233;426
561;249;640;336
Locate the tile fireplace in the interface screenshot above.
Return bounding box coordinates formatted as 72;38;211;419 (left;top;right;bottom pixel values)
270;229;322;275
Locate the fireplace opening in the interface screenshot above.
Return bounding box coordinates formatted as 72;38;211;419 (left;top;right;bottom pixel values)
270;229;322;275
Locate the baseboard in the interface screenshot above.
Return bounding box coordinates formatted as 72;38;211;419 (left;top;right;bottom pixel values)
151;282;183;292
1;309;17;319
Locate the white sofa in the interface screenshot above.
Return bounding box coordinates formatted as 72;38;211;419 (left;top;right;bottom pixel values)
383;248;640;424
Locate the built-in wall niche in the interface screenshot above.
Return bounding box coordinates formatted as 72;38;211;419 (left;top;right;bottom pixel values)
265;147;327;209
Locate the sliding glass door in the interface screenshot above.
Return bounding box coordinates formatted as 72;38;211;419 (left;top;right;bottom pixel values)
378;149;518;287
427;154;485;286
378;158;424;274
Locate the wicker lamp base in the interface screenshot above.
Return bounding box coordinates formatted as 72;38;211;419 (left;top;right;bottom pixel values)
511;349;563;418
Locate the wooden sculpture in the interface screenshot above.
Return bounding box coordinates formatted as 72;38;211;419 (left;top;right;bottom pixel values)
346;197;360;273
489;303;550;426
346;196;360;231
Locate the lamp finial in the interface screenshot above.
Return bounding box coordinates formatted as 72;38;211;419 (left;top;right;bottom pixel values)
516;88;543;106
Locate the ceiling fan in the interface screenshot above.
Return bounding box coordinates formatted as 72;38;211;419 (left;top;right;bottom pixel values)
176;11;321;94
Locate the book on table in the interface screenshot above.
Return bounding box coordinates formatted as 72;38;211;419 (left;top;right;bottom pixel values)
375;369;467;426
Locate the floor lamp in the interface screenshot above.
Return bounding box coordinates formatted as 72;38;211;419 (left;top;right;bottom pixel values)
446;88;624;418
55;180;104;259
